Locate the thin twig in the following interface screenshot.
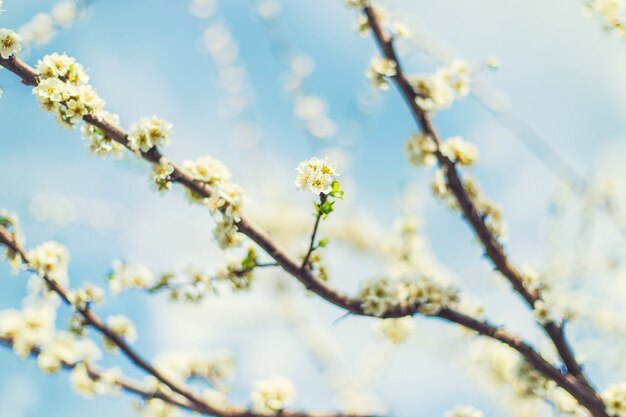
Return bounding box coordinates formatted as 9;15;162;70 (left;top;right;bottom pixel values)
302;193;327;269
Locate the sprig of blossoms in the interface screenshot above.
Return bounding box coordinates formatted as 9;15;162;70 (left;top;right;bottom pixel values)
440;136;478;166
251;376;296;415
128;116;173;153
0;210;24;273
405;132;437;167
80;111;124;158
183;155;244;249
108;260;155;295
0;28;22;59
33;53;105;129
155;350;234;385
28;241;70;285
405;276;459;315
71;363;121;398
366;57;397;90
295;157;340;195
358;278;403;317
410;60;472;112
104;315;137;351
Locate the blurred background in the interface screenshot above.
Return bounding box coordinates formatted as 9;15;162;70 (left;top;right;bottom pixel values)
2;0;626;416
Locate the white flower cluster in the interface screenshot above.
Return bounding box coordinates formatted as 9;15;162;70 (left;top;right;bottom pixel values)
128;116;173;153
251;376;296;415
294;157;339;195
603;383;626;416
359;277;403;317
440;136;478;166
0;28;22;59
431;169;507;241
583;0;626;36
0;210;24;273
33;53;104;128
104;315;137;351
69;283;105;309
405;132;437;167
38;332;100;373
406;134;477;167
183;156;244;249
70;363;121;398
155;350;234;384
108;260;155;295
373;317;414;344
366;57;397;90
443;405;484;417
80;112;125;158
151;159;175;192
410;60;472;112
405;276;459;315
27;241;70;286
19;1;84;47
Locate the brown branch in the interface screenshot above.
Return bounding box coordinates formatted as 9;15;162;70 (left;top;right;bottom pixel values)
360;3;605;415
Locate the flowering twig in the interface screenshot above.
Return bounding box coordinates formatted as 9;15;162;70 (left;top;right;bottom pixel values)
301;193;327;269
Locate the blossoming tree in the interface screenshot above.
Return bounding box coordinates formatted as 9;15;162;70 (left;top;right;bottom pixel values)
1;0;626;417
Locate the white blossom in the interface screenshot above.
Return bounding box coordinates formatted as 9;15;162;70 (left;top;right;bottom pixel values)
294;157;339;195
108;261;155;295
128;116;173;153
0;28;22;59
251;376;296;415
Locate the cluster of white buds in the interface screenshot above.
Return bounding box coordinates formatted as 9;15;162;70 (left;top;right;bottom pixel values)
216;247;258;290
103;315;137;351
37;332;101;374
80;112;125;158
358;277;403;317
251;376;296;415
0;28;22;59
440;136;478;166
27;241;70;286
108;260;155;295
0;306;55;357
155;350;234;384
128;116;173;153
0;210;24;273
406;134;477;167
69;283;105;309
583;0;626;36
405;132;437;167
33;54;104;128
70;363;121;398
443;405;484;417
372;317;414;344
410;60;472;112
151;158;175;192
405;276;459;315
366;57;397;90
183;156;244;249
295;157;340;195
603;383;626;416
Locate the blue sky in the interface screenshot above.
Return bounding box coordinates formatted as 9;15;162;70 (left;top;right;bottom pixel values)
2;0;626;416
